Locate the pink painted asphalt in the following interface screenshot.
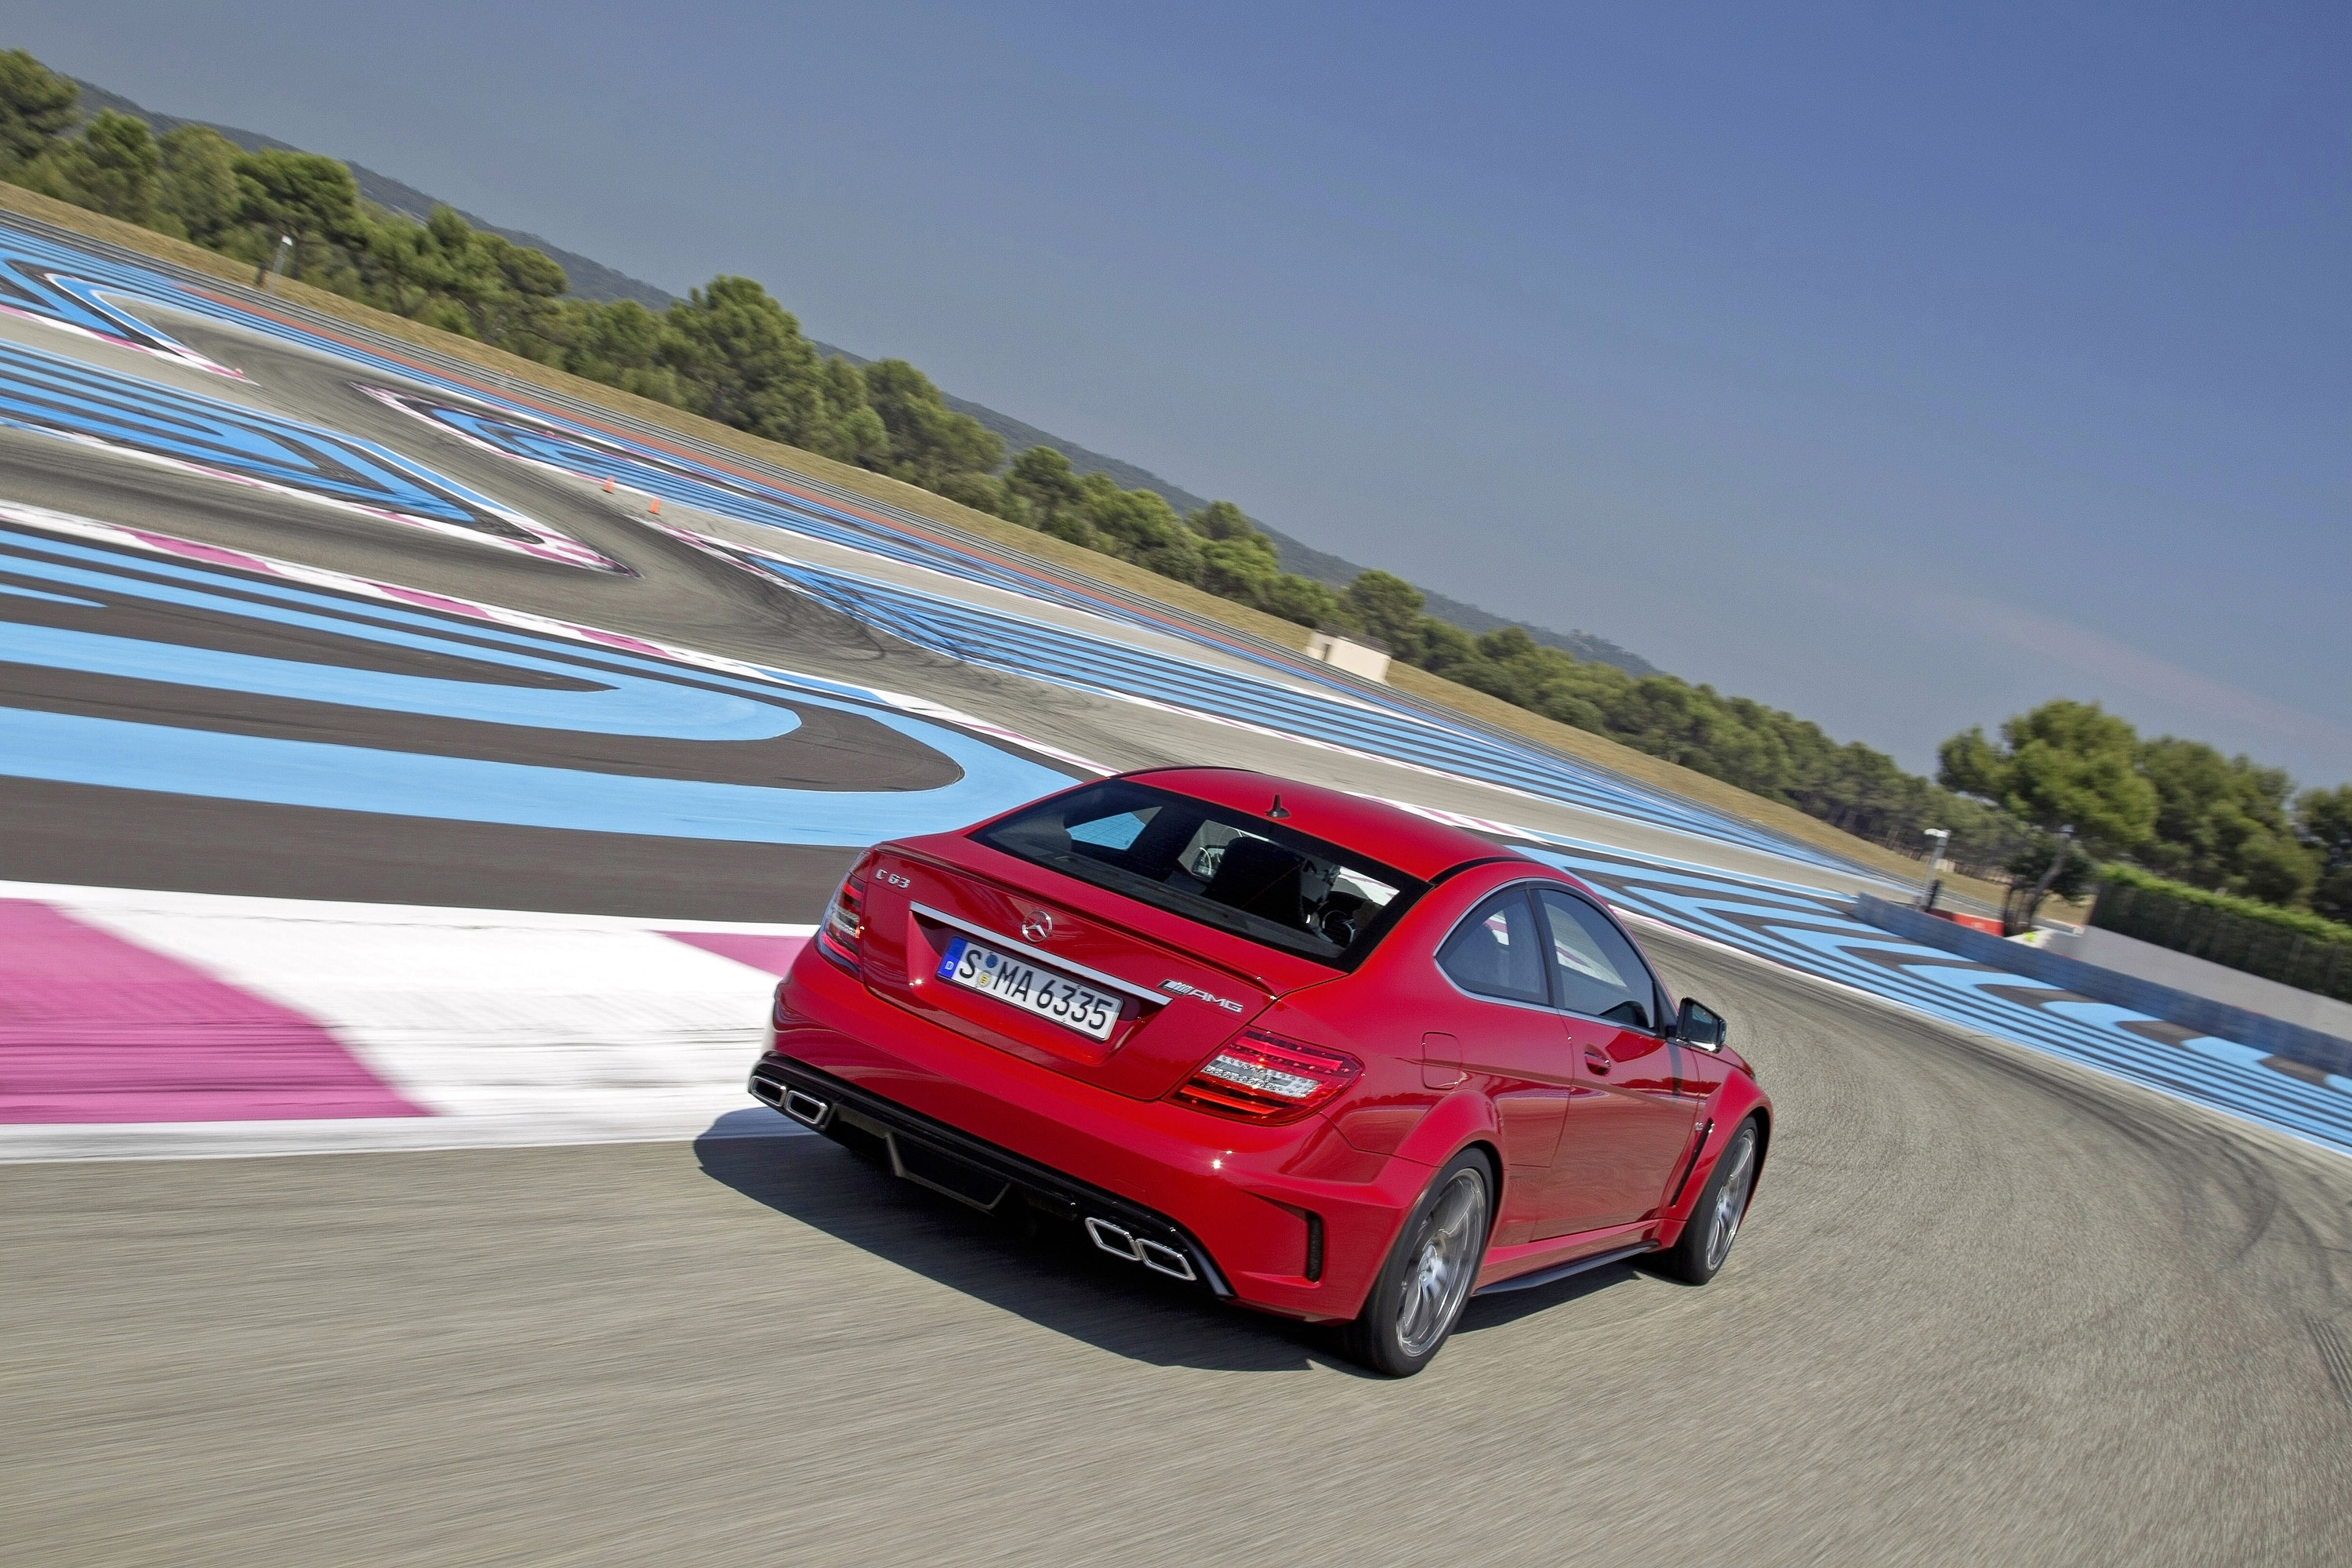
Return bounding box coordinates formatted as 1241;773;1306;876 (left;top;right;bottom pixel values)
0;900;423;1123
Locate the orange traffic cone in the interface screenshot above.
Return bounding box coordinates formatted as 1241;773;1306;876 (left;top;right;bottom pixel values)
648;498;662;516
602;477;614;493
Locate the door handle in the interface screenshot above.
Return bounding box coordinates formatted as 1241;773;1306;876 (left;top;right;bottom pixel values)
1582;1047;1611;1075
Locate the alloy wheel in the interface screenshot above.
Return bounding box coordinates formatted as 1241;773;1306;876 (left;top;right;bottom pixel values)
1703;1128;1757;1273
1395;1168;1487;1358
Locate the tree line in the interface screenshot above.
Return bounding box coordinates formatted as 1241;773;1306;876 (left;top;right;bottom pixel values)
5;48;2344;921
1937;699;2352;928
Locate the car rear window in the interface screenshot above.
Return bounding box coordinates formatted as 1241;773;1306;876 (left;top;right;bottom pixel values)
975;780;1429;968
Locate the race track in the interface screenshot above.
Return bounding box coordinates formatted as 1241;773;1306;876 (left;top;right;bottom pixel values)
9;927;2351;1566
3;212;2350;1564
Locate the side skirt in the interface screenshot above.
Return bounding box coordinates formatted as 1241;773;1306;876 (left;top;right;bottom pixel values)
1473;1242;1655;1297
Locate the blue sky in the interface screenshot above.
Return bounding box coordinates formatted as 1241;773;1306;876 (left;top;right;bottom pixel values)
13;2;2348;785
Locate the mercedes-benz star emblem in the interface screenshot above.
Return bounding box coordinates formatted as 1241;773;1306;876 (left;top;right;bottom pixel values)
1020;911;1055;943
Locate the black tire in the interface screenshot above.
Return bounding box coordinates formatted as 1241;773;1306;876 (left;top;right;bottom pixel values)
1655;1116;1760;1285
1341;1149;1494;1377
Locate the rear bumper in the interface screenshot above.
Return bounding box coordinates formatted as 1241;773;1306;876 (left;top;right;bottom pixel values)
760;943;1433;1319
752;1054;1232;1294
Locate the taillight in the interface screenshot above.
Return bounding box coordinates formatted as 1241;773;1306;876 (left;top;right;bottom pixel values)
817;853;875;969
1169;1029;1362;1123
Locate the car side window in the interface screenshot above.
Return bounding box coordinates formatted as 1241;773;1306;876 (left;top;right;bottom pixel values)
1436;890;1549;1006
1536;889;1655;1031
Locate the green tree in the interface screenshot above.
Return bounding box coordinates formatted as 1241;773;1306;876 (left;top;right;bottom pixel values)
1938;699;2157;855
354;212;450;319
1190;504;1282;604
155;125;241;244
232;148;369;281
2137;737;2314;902
1345;570;1425;650
932;471;1028;521
556;298;677;391
1942;699;2160;930
665;276;870;458
2298;785;2352;922
1004;445;1087;535
466;230;569;347
1079;476;1203;584
862;358;1000;486
2000;830;2097;928
822;358;890;468
1396;615;1481;676
1187;500;1257;543
0;49;78;173
1262;574;1359;631
1607;679;1795;793
40;111;162;224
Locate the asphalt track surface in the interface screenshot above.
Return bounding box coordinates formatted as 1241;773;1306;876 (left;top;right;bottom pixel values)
9;927;2352;1566
5;227;2352;1563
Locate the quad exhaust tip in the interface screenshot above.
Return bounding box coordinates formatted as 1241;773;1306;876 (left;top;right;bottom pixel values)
1084;1217;1198;1282
749;1077;831;1129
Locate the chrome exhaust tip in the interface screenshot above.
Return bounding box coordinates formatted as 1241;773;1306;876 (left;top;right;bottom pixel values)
781;1089;831;1129
750;1078;784;1107
1085;1217;1143;1261
1135;1239;1199;1282
1084;1218;1198;1281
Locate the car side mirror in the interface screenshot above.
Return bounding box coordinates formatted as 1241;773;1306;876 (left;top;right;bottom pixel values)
1676;998;1727;1049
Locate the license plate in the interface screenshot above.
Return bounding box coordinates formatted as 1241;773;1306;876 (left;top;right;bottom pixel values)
937;936;1121;1040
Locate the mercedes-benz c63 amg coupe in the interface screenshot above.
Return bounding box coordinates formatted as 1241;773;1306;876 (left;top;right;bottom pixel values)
750;768;1769;1375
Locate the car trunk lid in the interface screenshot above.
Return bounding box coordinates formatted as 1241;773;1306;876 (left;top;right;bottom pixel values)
852;835;1334;1100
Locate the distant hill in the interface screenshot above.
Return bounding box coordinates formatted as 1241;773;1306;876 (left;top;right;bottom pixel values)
71;79;673;310
813;342;1658;674
72;75;1657;677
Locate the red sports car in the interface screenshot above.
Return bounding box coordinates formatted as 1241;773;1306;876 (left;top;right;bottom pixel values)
751;768;1769;1374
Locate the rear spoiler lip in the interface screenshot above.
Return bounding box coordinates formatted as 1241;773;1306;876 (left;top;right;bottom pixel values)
1430;854;1526;886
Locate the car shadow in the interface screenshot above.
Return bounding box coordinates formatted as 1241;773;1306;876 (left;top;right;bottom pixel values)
692;1123;1377;1376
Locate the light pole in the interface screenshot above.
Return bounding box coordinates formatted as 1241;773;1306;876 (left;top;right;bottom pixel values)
1918;827;1951;909
255;234;294;292
1922;828;1951;873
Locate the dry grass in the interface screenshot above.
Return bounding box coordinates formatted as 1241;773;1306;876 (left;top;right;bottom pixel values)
3;181;1985;896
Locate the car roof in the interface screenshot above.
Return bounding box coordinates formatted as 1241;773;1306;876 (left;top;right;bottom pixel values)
1117;767;1506;882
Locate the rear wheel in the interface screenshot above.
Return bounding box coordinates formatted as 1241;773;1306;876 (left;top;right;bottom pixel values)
1341;1149;1493;1377
1656;1117;1759;1284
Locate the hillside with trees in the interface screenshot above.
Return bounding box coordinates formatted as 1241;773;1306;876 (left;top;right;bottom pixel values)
3;47;2344;931
64;74;1657;680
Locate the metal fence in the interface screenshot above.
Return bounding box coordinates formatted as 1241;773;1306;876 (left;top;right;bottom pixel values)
2090;880;2352;1004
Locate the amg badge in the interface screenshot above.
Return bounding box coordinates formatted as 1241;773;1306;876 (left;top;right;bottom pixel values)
1160;979;1245;1013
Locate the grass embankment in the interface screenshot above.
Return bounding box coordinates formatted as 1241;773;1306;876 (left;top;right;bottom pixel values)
1;180;1996;898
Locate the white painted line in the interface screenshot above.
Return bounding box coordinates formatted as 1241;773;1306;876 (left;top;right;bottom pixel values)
0;1107;813;1163
0;881;816;1162
0;878;815;933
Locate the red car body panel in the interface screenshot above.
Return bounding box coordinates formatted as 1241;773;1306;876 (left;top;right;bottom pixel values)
758;768;1771;1323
